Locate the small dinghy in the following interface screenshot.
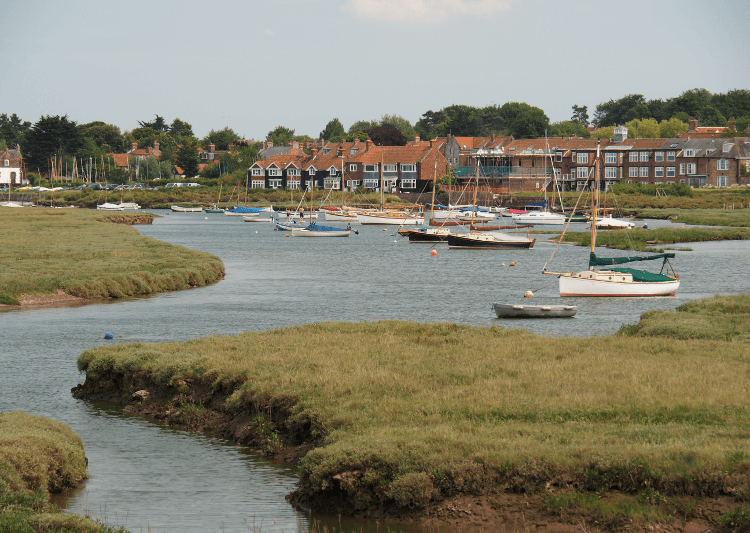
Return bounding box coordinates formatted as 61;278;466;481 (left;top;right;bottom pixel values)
491;303;577;318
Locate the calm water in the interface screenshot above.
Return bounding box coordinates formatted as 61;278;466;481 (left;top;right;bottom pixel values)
2;210;749;532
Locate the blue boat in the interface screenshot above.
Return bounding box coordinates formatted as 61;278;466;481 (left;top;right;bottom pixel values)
291;222;352;237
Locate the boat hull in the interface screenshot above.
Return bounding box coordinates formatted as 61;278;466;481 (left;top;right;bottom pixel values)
447;233;535;249
559;273;680;297
291;228;351;237
357;213;424;225
492;303;577;318
511;212;565;225
398;228;452;242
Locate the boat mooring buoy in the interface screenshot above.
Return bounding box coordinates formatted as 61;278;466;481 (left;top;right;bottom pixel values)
285;233;290;237
255;231;258;234
104;333;114;339
501;263;506;267
510;262;516;266
430;249;437;256
524;291;534;298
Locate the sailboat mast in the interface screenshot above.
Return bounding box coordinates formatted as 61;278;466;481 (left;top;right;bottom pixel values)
341;157;345;208
590;141;601;256
470;161;479;227
429;160;437;219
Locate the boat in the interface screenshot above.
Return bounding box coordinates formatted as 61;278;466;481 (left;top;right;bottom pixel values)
291;222;352;237
118;202;141;210
357;157;424;225
511;210;565;225
543;142;680;297
323;209;360;222
279;210;318;220
243;216;275;222
224;206;274;216
469;224;532;231
594;214;635;229
171;205;203;212
97;202;124;211
491;302;577;318
399;161;455;243
205;184;225;212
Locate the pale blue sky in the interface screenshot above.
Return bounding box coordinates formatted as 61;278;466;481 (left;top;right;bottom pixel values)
2;0;748;140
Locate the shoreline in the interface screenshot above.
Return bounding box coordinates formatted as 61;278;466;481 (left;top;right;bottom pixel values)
0;288;94;310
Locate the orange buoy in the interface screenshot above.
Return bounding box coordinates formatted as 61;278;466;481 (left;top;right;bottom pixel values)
285;233;290;237
501;263;506;267
510;261;516;266
524;291;534;298
430;249;437;256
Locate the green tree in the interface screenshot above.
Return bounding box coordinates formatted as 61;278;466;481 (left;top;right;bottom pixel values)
442;105;480;136
711;89;750;121
658;118;689;138
379;114;417;141
202;127;240;151
320;118;346;140
500;102;549;139
593;94;648;127
138;115;169;132
267;125;295;147
589;126;615;139
0;113;31;149
348;120;379;134
474;105;505;136
169;118;194;141
414;110;449;140
24;115;83;172
175;139;200;177
625;118;660;138
549;120;590;138
78;121;126;153
571;104;589;126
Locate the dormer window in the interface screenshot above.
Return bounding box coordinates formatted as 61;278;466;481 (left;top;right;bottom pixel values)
350;149;357;155
3;159;8;167
383;164;397;172
723;143;732;153
684;149;695;157
349;164;357;171
321;149;330;155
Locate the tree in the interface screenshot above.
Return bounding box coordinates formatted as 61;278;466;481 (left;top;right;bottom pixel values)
379;114;416;141
658;118;689;138
348;120;379;134
549;120;590;138
589;126;615;139
499;102;549;139
24;115;83;172
320;118;346;140
169;118;194;141
571;105;589;126
175;139;200;177
414;110;449;140
474;105;506;136
442;105;480;136
0;113;31;149
202;127;240;151
363;125;407;146
78;121;127;153
624;118;660;138
138;115;169;133
711;89;750;121
593;94;648;127
267;125;295;147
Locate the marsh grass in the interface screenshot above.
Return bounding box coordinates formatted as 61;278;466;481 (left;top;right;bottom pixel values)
559;226;750;251
637;208;750;227
0;209;224;300
78;305;750;510
0;411;127;532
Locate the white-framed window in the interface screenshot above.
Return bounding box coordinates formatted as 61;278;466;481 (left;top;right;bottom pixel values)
251;168;263;176
679;163;686;175
666;167;675;178
555;152;563;162
605;152;617;164
401;179;416;189
680;179;686;184
251;180;265;188
687;163;696;175
328;167;338;176
723;143;732;153
363;178;379;188
654;181;664;185
349;164;357;171
640;151;649;162
383;164;397;172
571;151;576;162
346;180;360;188
288;179;300;190
629;167;638;177
626;180;633;184
267;168;281;176
268;179;282;189
605;167;617;179
655;151;664;162
350;148;358;155
718;176;728;187
307;168;317;176
684;149;695;157
629;151;638;162
401;164;416;172
364;164;378;172
287;168;300;176
718;159;729;170
321;149;330;155
324;177;341;190
577;152;588;164
667;151;676;162
640;167;649;177
3;159;8;167
655;167;664;178
576;167;588;178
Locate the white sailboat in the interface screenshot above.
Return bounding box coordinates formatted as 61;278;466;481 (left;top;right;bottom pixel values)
543;142;680;297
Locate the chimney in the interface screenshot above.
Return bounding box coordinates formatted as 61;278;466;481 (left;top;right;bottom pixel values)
209;143;215;153
311;148;318;157
131;141;138;151
337;146;344;157
267;140;273;148
415;135;420;143
154;139;160;150
292;140;299;150
365;139;373;151
491;133;496;142
429;139;435;148
689;118;698;132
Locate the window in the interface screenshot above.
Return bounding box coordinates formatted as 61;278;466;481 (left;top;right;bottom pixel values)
251;180;265;188
723;143;732;153
287;168;300;176
577;152;589;164
350;149;357;155
629;167;638;177
401;179;416;189
363;178;379;188
555;152;563;162
605;167;617;179
577;167;588;178
324;178;341;190
687;163;696;175
571;151;576;162
666;167;675;178
268;179;282;189
718;159;729;170
267;168;281;176
321;149;330;155
383;164;397;172
401;164;416;172
364;164;378;172
288;179;300;190
251;168;263;176
655;151;664;162
718;176;728;187
684;149;695;157
629;152;638;162
679;163;686;175
346;180;360;188
3;159;8;167
655;167;664;178
640;151;649;162
605;152;617;164
308;168;317;176
640;167;649;177
349;164;357;171
667;151;675;161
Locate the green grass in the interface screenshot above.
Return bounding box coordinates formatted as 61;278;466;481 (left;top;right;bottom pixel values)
0;209;224;300
557;226;750;251
637;208;750;227
0;411;128;533
76;296;750;512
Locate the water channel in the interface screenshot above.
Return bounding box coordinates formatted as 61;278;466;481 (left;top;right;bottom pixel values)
2;210;749;532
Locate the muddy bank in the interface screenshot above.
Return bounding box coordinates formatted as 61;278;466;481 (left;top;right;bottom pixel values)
0;288;95;310
70;369;746;533
98;213;155;225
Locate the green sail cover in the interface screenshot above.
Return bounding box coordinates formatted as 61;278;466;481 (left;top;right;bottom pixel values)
589;252;675;267
609;267;676;282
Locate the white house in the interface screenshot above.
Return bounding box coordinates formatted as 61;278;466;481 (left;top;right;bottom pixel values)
0;148;23;186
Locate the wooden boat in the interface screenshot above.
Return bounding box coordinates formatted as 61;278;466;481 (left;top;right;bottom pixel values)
543;142;680;297
356;211;424;225
491;302;577;318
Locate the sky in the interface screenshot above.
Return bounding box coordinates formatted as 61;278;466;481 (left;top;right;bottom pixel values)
2;0;749;141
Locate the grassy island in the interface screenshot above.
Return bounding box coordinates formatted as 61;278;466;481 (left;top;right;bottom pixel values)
73;294;750;530
0;411;127;532
0;209;224;306
556;226;750;251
